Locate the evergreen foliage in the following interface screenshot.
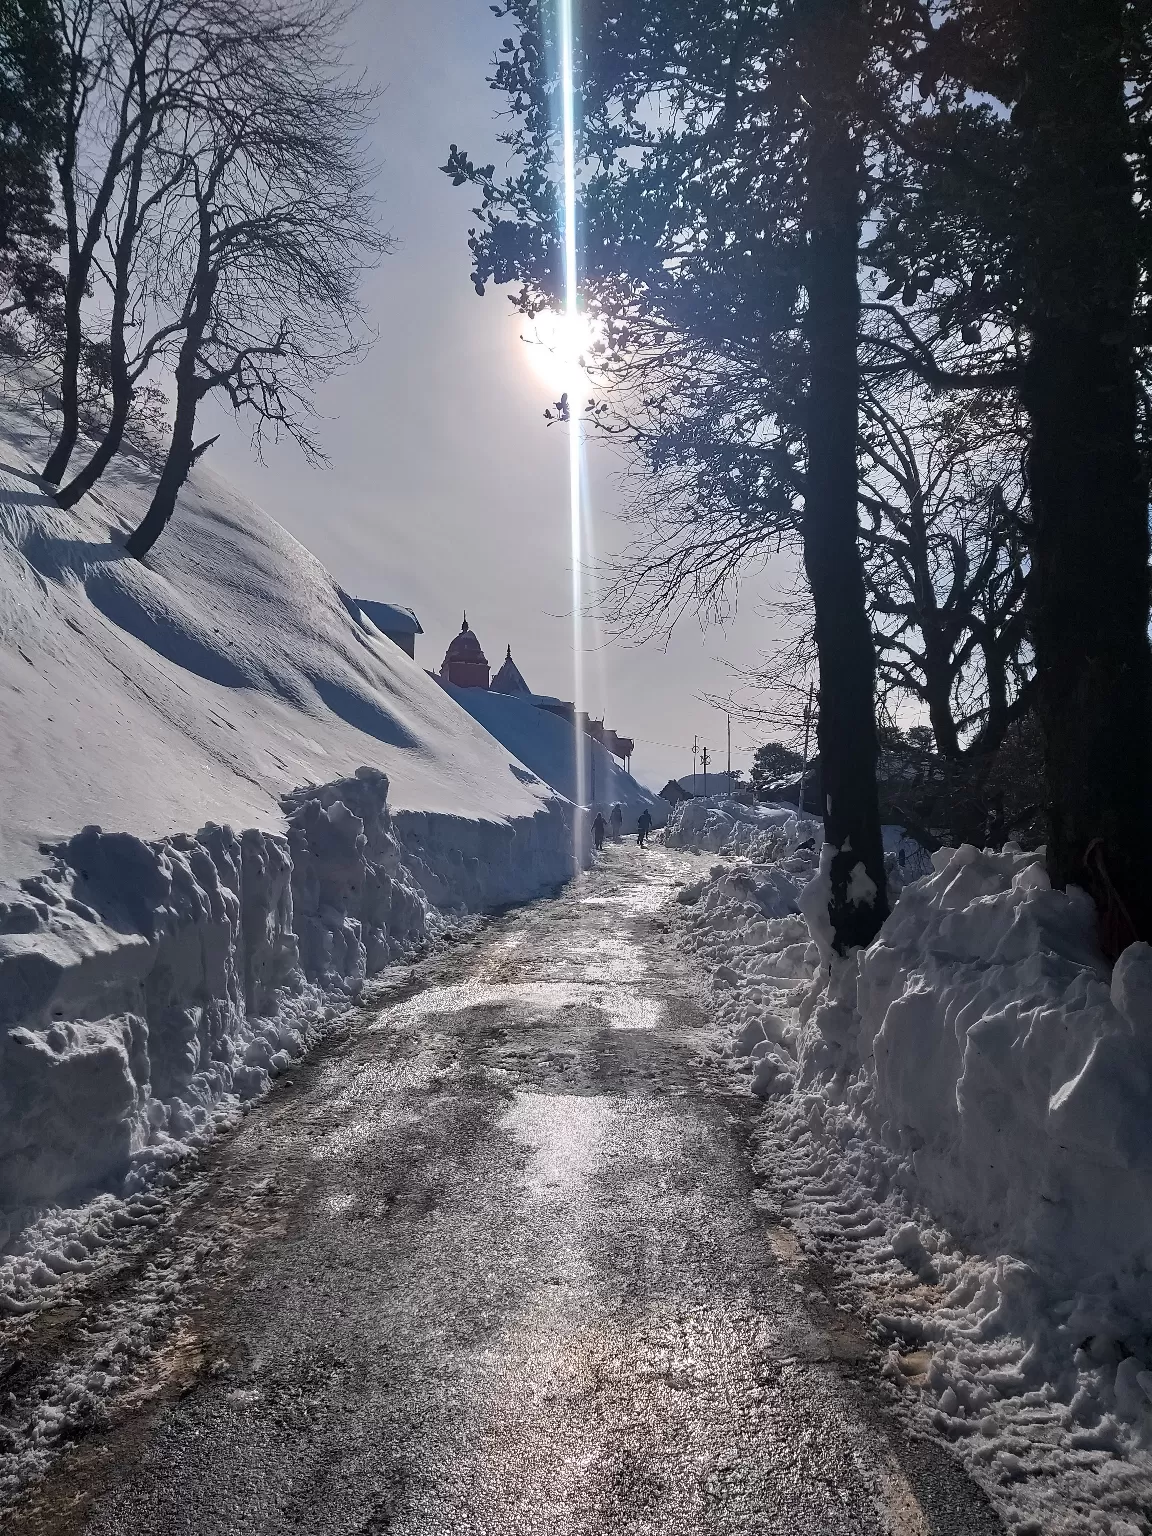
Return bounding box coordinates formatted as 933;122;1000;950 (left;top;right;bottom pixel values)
0;0;64;321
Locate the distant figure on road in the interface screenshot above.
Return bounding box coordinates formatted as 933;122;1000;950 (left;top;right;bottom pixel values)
637;808;653;847
592;812;606;851
610;803;623;842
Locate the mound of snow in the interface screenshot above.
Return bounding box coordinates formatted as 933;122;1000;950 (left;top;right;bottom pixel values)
665;795;930;888
857;846;1152;1289
676;832;1152;1532
443;683;666;830
666;796;821;860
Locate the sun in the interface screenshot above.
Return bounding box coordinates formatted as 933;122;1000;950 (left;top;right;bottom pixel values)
519;308;600;396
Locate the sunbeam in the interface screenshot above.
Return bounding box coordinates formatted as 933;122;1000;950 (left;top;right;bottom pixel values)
558;0;588;867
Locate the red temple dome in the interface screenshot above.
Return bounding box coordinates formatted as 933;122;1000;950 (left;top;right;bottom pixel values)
440;614;490;689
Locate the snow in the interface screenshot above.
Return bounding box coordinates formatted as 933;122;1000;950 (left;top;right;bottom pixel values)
353;597;422;637
0;397;580;1293
442;682;667;830
0;401;565;879
669;798;1152;1534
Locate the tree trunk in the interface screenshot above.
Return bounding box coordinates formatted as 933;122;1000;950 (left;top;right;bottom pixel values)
57;395;131;508
801;0;888;952
922;625;962;760
1017;0;1152;951
60;120;150;510
42;270;83;486
125;379;199;559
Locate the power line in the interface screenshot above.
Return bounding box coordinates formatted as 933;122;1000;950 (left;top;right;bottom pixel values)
627;733;759;755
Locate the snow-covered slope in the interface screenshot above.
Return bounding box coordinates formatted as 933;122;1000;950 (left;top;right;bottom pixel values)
442;682;667;830
0;406;564;877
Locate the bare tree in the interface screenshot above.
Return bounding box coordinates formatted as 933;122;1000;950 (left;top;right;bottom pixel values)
46;0;333;505
44;0;200;486
858;389;1032;761
123;0;384;557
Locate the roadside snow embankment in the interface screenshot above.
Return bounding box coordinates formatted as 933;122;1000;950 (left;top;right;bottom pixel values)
665;796;820;862
671;799;1152;1534
0;768;573;1295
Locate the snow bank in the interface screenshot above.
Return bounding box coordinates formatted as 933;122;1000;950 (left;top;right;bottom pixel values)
443;684;666;830
665;795;929;883
0;766;573;1240
665;796;821;861
855;847;1152;1292
671;809;1152;1533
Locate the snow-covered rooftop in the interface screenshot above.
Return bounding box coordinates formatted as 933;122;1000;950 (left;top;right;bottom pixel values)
352;597;422;635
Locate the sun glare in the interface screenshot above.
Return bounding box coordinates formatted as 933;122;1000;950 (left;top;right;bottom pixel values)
521;308;598;396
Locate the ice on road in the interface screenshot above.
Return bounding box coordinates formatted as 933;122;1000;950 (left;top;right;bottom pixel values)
4;848;1000;1535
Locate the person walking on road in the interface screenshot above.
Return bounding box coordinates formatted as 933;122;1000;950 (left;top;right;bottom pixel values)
610;803;623;842
636;808;653;847
592;811;606;851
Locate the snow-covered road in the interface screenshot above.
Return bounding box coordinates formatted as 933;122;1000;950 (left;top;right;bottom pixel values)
2;847;1001;1534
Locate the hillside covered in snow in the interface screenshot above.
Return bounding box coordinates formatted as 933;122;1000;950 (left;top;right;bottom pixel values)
0;406;570;874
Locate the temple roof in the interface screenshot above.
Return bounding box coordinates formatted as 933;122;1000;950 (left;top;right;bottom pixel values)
490;644;531;696
442;614;488;666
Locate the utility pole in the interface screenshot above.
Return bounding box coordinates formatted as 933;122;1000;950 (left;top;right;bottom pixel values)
692;733;698;792
702;745;709;797
590;731;595;807
726;712;731;793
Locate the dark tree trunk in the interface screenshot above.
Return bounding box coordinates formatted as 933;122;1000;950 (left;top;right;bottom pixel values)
972;632;1011;758
57;394;131;508
127;204;218;562
42;268;83;486
125;377;199;559
907;492;962;760
59;121;150;510
1017;0;1152;951
801;0;888;952
923;627;962;761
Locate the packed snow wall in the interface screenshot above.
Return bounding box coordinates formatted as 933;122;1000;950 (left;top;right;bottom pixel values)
669;801;1152;1306
0;766;575;1226
670;811;1152;1527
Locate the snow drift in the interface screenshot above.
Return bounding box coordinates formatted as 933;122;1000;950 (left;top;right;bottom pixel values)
665;796;819;862
0;400;579;1265
0;401;570;877
669;799;1152;1533
851;846;1152;1292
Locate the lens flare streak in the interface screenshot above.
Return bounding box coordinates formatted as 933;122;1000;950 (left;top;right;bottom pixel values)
558;0;588;864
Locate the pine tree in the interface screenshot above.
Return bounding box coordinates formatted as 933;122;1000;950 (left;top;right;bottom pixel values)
869;1;1152;950
0;0;64;322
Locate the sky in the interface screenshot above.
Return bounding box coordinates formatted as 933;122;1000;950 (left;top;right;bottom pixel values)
202;0;796;792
